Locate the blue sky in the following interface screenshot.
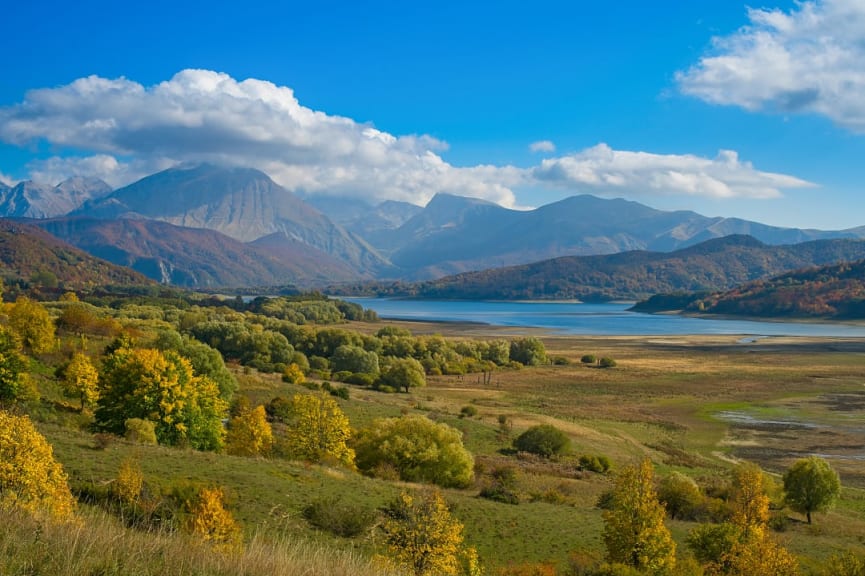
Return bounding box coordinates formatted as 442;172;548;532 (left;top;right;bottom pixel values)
1;0;864;229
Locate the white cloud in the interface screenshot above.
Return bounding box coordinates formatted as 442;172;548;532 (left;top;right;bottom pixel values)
0;70;813;205
677;0;865;132
531;144;814;199
529;140;556;153
0;172;16;186
0;69;516;206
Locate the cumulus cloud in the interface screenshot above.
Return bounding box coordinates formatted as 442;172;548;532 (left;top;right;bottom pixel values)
0;69;518;206
529;140;556;153
0;70;813;205
532;144;814;199
677;0;865;132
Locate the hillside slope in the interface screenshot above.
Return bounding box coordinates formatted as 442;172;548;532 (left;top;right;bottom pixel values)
690;259;865;319
0;219;150;289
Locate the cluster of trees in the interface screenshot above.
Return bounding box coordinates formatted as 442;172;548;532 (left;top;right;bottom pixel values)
185;306;548;389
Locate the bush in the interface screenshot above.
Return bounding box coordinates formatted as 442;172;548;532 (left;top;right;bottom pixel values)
598;357;617;368
579;454;612;473
580;354;597;364
124;418;158;445
354;415;475;488
460;405;478;418
513;424;571;459
302;496;377;538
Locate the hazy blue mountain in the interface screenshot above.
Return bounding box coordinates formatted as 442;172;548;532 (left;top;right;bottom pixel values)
373;193;862;278
0;177;112;219
74;163;389;273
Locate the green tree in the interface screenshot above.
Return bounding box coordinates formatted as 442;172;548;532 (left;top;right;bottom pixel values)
7;296;55;354
602;459;676;575
96;347;227;451
61;352;99;411
379;356;426;392
782;456;841;524
381;490;470;576
330;344;380;375
657;472;704;521
226;404;273;457
277;393;354;467
0;326;27;402
354;415;474;488
0;410;76;520
509;336;547;366
513;424;571;458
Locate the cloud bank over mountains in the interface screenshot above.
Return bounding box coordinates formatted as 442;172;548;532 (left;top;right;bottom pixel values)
677;0;865;132
0;69;813;206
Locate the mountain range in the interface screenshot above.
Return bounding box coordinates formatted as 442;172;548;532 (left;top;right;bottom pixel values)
329;235;865;301
3;163;865;289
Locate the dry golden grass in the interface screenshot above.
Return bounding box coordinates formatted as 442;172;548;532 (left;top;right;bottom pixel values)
0;506;399;576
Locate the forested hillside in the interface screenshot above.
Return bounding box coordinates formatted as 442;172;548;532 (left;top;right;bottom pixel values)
690;259;865;319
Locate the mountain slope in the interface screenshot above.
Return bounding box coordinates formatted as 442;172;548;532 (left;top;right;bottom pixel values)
74;164;388;273
680;259;865;319
0;177;112;219
0;219;150;288
37;218;363;288
353;235;865;301
372;193;861;278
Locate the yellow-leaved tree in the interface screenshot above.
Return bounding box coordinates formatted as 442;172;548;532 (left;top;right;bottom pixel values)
602;458;676;575
0;410;76;520
278;393;354;467
226;404;273;457
688;463;799;576
7;296;56;354
114;458;144;504
381;489;480;576
96;347;227;451
185;486;243;550
62;352;99;411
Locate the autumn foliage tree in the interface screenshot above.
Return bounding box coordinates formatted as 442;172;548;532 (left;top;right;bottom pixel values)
276;393;354;466
61;352;99;411
185;486;243;550
602;458;676;575
7;296;55;354
96;347;227;451
688;463;799;576
381;490;479;576
226;404;273;457
0;410;76;520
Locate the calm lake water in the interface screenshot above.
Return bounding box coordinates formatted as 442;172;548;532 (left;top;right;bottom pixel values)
345;298;865;337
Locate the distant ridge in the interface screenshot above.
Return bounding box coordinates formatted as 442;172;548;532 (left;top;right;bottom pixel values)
332;235;865;301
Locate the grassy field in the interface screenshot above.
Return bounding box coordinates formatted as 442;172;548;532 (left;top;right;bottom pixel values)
23;320;865;572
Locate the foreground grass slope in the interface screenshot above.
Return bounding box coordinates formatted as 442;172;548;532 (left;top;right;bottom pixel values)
3;290;865;574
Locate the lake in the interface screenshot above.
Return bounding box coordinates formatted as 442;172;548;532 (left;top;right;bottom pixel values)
344;298;865;337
